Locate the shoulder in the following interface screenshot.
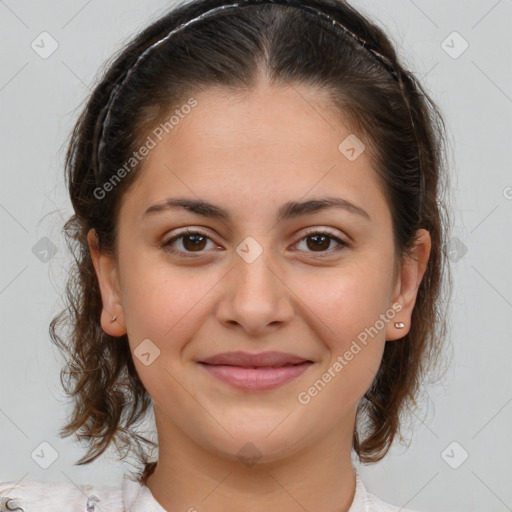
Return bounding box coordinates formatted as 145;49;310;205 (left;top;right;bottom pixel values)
0;478;124;512
363;491;423;512
353;473;424;512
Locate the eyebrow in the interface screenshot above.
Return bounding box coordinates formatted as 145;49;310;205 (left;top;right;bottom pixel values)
142;196;371;222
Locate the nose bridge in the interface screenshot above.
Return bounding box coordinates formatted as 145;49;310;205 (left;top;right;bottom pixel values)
233;234;279;300
217;233;294;332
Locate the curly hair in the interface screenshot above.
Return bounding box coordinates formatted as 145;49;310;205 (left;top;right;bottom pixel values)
49;0;452;484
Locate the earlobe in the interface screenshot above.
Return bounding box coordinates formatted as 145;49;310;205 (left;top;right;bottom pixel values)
87;228;127;337
386;229;431;341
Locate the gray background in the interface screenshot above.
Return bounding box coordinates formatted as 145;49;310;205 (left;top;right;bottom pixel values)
1;1;511;511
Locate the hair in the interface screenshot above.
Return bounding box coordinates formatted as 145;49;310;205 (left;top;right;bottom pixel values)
49;0;452;484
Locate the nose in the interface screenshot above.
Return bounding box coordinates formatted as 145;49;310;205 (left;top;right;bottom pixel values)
215;241;295;336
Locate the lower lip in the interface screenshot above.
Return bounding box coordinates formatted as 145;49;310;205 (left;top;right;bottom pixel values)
198;362;313;391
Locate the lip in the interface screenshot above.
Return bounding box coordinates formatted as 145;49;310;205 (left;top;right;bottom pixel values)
197;351;314;391
199;350;311;367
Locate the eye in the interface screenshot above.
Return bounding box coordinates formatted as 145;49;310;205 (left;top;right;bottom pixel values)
294;229;349;256
162;227;349;258
162;228;218;257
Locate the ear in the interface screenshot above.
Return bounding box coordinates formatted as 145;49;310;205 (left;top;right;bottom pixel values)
386;228;431;341
87;228;127;337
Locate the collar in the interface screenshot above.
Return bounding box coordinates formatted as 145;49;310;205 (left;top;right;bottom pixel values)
121;469;369;512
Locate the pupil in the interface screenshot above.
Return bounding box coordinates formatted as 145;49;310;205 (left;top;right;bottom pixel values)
308;234;329;251
184;234;206;251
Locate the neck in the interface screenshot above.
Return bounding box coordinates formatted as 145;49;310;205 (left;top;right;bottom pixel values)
144;405;358;512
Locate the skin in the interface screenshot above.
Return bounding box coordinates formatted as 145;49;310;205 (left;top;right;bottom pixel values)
88;81;430;512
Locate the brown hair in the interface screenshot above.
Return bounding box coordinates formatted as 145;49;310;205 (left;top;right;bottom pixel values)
49;0;452;483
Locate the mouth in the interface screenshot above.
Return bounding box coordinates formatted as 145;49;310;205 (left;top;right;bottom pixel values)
197;354;314;391
200;362;311;368
198;350;313;367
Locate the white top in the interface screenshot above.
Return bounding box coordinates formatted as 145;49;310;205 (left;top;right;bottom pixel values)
0;471;421;512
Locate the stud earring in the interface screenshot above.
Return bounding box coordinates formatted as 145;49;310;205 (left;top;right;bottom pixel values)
111;315;117;322
394;322;405;329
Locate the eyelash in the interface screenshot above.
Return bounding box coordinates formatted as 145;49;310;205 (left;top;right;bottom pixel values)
161;227;349;258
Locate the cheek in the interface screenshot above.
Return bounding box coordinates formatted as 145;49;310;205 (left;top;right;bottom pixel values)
289;262;392;402
292;260;393;342
119;252;219;349
118;262;210;399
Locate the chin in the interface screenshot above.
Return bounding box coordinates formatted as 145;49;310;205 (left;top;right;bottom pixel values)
200;422;307;467
211;437;300;467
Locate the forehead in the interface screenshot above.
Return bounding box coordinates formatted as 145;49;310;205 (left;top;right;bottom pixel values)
120;83;388;224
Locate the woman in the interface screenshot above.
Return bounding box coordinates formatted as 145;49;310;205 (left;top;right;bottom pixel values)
0;0;450;510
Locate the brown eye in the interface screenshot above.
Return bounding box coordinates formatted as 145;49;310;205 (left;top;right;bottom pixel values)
295;230;348;255
181;233;207;251
306;233;331;251
162;228;348;258
162;229;215;256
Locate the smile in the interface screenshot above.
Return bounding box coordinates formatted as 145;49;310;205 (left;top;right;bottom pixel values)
197;361;314;391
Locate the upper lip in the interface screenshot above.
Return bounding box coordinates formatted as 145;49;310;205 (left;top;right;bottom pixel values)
198;351;312;367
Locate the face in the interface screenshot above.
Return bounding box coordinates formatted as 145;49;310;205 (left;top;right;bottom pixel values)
88;82;430;464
